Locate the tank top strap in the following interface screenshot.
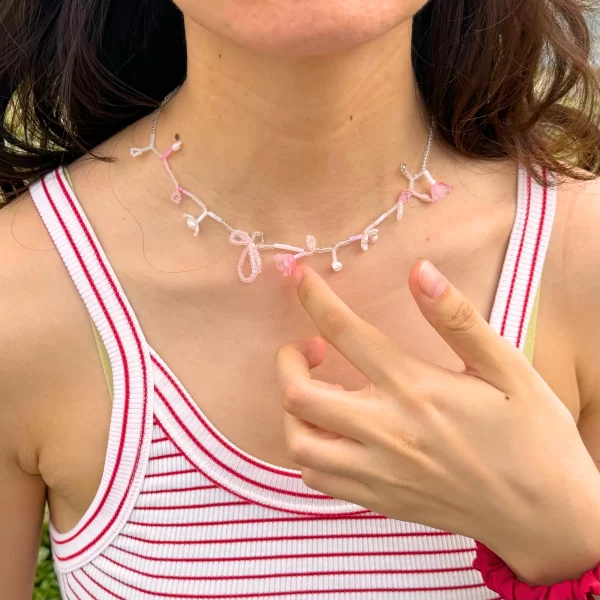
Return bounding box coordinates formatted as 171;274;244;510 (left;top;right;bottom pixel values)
29;168;154;571
489;165;557;352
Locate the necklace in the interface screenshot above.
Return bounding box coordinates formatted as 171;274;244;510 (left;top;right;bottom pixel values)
130;89;453;284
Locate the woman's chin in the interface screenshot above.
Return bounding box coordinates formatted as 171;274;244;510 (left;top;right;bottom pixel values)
180;1;423;57
224;27;397;57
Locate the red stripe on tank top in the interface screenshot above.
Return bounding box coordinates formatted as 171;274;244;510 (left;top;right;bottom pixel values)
516;168;548;348
42;175;131;548
119;530;454;545
145;417;370;519
91;563;486;598
81;568;126;600
71;572;98;600
148;452;184;461
152;356;302;479
134;500;249;510
155;386;347;502
65;576;83;600
55;169;149;538
127;514;386;527
45;172;149;561
139;484;219;495
500;173;532;337
101;553;476;580
145;468;198;479
111;544;476;563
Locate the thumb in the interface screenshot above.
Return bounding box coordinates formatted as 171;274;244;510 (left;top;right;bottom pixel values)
409;259;529;388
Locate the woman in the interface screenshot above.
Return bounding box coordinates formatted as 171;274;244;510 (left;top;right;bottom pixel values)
1;0;600;598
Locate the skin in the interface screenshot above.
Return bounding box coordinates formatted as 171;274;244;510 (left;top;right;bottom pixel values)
1;0;600;596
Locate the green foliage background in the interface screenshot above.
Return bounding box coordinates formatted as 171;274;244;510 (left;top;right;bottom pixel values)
34;516;60;600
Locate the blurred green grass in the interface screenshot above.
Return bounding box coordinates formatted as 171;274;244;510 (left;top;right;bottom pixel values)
33;515;60;600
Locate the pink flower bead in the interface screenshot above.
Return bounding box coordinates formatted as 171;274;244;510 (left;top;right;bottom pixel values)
274;254;296;277
430;181;453;202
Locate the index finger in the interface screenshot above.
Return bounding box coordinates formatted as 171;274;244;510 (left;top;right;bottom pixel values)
293;265;418;385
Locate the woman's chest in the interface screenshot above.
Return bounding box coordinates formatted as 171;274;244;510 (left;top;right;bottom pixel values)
44;220;580;532
128;261;580;471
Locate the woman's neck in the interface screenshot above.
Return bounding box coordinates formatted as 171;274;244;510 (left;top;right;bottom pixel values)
131;16;452;241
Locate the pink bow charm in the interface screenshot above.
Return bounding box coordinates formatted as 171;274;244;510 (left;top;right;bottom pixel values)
229;230;263;283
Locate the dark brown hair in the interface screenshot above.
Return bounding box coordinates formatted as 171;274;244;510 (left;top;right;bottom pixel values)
1;0;599;203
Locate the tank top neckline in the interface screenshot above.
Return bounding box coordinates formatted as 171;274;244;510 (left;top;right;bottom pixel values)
29;164;556;574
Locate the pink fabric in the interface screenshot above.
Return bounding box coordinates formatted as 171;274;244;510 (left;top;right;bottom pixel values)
473;542;600;600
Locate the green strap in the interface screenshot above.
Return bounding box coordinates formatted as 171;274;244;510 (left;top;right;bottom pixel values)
63;167;74;188
522;289;540;365
92;322;114;402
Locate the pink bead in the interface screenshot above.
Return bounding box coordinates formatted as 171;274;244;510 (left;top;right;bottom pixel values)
430;182;453;202
274;253;296;277
162;141;182;160
398;189;412;204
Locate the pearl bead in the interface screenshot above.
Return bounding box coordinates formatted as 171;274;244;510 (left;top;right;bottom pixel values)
332;261;343;272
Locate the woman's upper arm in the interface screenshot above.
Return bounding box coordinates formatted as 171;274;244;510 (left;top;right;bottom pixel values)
0;198;51;598
0;406;47;600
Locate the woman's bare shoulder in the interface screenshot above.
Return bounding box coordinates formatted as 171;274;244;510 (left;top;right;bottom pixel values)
0;190;78;359
0;191;94;464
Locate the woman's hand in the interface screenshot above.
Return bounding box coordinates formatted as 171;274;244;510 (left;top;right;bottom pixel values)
275;260;600;586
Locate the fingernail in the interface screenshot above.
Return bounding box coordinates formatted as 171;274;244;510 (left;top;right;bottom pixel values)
293;267;303;288
418;261;447;299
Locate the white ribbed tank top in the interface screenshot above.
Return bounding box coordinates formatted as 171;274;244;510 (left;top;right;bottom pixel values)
29;166;556;600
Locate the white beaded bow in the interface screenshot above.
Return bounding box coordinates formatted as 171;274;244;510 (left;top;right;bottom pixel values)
229;230;264;284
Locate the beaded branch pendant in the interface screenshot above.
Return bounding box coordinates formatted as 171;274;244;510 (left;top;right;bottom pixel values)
130;89;453;284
